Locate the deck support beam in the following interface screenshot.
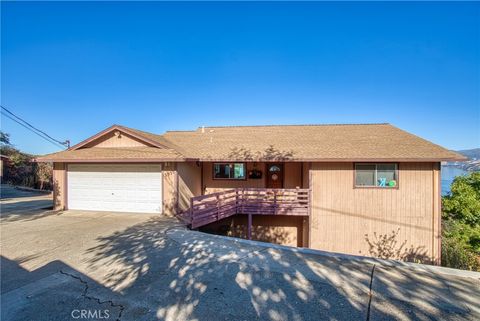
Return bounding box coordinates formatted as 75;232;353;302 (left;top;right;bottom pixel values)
247;213;252;240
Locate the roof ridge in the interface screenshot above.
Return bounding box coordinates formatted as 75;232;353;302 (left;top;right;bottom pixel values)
116;125;190;155
197;123;390;129
117;125;162;137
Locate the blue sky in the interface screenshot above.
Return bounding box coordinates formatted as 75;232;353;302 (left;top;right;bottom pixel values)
1;1;479;155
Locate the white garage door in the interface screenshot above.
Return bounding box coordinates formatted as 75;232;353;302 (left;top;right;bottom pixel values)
67;164;162;214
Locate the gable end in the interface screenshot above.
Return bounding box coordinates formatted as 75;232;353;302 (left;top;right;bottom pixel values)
70;125;168;150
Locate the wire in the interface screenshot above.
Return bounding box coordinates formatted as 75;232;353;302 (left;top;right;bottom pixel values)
1;111;66;149
1;110;67;150
1;105;69;148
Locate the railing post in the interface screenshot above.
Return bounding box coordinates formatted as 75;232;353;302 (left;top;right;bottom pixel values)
247;213;252;240
273;190;277;215
241;188;244;214
190;197;194;225
235;189;239;214
216;194;220;221
308;186;311;217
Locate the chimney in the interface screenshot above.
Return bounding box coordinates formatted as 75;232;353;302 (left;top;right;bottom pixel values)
201;126;205;133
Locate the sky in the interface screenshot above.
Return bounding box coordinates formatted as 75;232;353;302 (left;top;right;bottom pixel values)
1;1;479;155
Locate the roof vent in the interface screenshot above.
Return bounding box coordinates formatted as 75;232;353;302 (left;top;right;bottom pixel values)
201;126;205;133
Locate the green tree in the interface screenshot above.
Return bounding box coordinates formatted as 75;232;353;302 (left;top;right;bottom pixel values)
442;171;480;271
443;172;480;226
1;131;11;146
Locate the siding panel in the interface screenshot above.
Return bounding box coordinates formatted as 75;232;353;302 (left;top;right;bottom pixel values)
53;163;66;210
83;131;149;148
177;162;202;212
310;162;437;263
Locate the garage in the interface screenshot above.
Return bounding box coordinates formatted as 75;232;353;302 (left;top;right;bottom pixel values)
67;164;163;213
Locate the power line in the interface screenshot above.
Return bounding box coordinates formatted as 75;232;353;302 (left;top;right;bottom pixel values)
1;111;66;150
1;106;69;149
1;109;67;149
1;105;69;148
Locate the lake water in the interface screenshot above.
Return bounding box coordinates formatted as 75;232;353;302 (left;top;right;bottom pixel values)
441;166;471;195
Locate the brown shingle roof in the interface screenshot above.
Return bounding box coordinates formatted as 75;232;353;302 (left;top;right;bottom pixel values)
119;125;189;155
38;123;467;162
161;123;465;161
37;147;185;162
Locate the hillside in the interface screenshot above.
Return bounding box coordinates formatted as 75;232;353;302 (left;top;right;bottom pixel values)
457;148;480;160
447;148;480;171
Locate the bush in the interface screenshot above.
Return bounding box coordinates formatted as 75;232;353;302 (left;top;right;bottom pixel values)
1;146;52;190
442;236;479;271
442;219;479;271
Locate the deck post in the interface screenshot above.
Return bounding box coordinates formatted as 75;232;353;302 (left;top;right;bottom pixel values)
273;189;277;215
235;189;239;214
216;194;220;221
241;188;244;214
189;197;194;225
247;213;252;240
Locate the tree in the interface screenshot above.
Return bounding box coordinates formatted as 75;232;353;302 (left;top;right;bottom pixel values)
1;131;11;146
443;172;480;226
442;171;480;271
0;132;52;190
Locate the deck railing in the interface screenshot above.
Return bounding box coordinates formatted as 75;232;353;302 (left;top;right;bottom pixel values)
187;188;310;229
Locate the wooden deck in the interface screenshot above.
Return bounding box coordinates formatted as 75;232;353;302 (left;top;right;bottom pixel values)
182;188;310;231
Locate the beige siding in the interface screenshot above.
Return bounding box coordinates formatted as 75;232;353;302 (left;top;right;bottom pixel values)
162;163;177;216
53;163;66;210
177;162;202;212
432;163;441;264
284;162;302;188
310;162;440;263
83;131;149;148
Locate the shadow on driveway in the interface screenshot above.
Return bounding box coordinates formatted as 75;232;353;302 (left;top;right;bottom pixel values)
0;184;56;222
1;256;124;321
85;217;479;321
1;202;478;320
0;184;51;200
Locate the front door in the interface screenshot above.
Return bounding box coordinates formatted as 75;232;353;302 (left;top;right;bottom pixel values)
266;163;284;188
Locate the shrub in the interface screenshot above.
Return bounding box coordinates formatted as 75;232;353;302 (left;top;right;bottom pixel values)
1;146;52;190
442;236;479;271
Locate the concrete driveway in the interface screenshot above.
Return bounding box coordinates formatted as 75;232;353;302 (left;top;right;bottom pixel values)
1;185;479;321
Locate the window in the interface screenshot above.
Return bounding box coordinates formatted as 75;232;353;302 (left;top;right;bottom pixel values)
269;165;281;172
213;163;246;180
355;163;398;188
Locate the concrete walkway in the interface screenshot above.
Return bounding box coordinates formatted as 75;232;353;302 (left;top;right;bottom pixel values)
1;185;479;321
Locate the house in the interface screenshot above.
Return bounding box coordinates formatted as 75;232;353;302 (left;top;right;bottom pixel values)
37;123;466;264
